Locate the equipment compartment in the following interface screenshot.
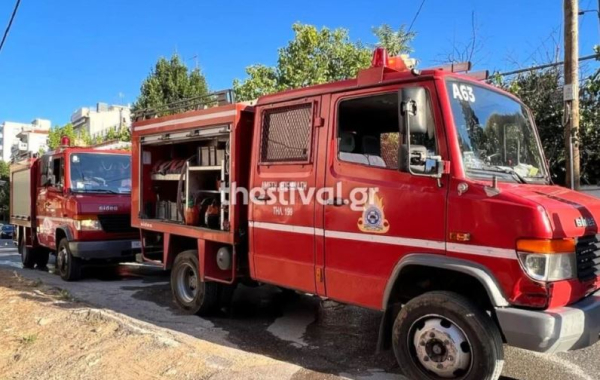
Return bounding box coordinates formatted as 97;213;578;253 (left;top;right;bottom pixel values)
139;131;230;231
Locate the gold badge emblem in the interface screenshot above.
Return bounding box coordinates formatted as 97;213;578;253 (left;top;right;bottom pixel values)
358;192;389;234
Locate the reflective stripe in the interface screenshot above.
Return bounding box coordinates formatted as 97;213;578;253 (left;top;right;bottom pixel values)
249;221;315;235
447;243;517;260
249;220;518;260
134;110;237;131
324;229;445;250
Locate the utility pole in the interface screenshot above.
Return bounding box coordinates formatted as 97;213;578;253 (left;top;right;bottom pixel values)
564;0;580;190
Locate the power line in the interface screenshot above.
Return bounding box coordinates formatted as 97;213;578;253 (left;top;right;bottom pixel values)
495;53;599;77
407;0;426;33
0;0;22;55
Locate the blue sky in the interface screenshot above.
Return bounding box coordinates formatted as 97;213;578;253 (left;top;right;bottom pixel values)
0;0;598;126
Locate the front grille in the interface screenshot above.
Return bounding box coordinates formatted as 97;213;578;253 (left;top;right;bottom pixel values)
98;214;136;234
576;234;600;282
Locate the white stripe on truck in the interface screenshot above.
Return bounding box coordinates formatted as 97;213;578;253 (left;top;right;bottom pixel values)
248;221;517;260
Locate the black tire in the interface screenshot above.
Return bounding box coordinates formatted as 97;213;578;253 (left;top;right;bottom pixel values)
170;250;220;316
19;238;36;269
392;291;504;380
35;249;50;268
56;239;82;281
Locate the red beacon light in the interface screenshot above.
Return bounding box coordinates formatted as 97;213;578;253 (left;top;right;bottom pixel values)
60;136;71;148
370;47;416;72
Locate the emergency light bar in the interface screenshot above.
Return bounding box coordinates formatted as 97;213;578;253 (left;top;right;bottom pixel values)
371;47;416;72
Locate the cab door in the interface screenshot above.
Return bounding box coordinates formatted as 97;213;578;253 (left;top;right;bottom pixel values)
35;156;50;247
249;97;322;293
322;84;448;309
37;154;65;249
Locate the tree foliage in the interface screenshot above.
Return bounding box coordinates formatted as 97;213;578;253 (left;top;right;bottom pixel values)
47;123;92;150
0;161;9;221
495;53;600;185
133;54;209;114
373;24;415;56
233;23;415;101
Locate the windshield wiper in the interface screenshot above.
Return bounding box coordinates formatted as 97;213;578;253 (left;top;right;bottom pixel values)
485;166;527;184
467;166;527;184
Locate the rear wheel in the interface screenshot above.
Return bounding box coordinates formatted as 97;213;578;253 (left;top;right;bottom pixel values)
56;239;81;281
171;250;221;316
392;291;504;380
19;237;36;269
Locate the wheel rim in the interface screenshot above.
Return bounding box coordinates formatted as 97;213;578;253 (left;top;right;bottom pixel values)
176;262;200;304
57;248;68;275
409;314;472;378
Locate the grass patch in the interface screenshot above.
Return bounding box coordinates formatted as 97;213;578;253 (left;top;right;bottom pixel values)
21;334;37;345
57;289;74;302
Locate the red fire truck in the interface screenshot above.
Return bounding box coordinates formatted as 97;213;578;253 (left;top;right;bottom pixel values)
10;138;140;281
131;49;600;380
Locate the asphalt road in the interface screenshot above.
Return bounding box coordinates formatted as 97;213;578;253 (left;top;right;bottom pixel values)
0;241;598;380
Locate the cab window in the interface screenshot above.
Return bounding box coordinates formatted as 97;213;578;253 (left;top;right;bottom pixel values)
51;157;64;189
337;91;437;173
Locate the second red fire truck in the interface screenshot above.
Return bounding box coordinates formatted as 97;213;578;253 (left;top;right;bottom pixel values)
11;139;139;281
130;49;600;380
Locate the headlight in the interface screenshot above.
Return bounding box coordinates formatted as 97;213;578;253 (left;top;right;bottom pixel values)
517;239;576;282
74;219;101;231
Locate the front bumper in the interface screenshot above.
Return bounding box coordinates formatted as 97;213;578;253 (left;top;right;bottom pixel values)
496;289;600;353
68;239;140;261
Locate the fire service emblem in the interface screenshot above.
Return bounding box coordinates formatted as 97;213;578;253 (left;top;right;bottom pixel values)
358;192;389;234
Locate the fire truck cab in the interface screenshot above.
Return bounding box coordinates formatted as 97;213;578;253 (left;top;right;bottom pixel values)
11;139;139;281
131;49;600;380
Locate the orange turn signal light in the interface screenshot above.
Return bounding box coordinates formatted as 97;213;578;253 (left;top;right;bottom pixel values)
516;238;575;254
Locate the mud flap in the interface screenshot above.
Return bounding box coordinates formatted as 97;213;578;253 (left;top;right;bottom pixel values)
377;306;395;353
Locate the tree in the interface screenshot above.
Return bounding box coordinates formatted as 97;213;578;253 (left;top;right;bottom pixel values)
0;161;9;222
233;23;415;101
373;24;415;56
492;47;600;186
132;54;209;114
47;123;92;150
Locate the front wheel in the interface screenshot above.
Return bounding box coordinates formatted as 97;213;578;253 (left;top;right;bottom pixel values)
171;250;221;316
392;291;504;380
56;239;81;281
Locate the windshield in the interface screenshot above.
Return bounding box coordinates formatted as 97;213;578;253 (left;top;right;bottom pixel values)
446;80;547;182
69;153;131;194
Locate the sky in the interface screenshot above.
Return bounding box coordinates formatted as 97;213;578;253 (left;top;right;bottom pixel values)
0;0;598;126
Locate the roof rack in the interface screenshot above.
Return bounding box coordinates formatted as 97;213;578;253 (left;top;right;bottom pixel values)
11;150;39;164
422;61;489;80
132;89;235;121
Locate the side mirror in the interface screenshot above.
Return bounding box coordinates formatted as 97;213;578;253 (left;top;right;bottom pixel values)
399;87;429;135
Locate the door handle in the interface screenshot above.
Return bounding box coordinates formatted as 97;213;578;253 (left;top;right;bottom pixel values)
326;198;348;207
253;195;271;202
